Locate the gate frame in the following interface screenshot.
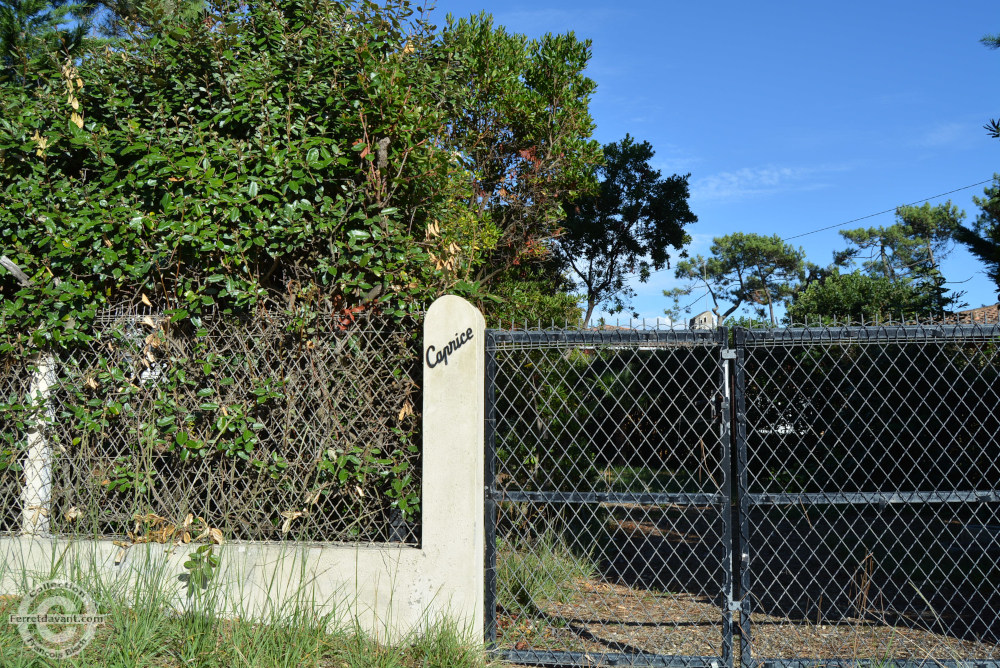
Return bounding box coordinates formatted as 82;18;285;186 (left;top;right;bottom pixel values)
486;322;1000;666
484;326;736;668
732;323;1000;668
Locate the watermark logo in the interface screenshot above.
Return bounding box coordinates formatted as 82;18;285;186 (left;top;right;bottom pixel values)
9;579;106;659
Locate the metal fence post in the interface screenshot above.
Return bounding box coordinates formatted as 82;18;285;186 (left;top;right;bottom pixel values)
484;332;498;648
719;327;736;668
731;328;753;668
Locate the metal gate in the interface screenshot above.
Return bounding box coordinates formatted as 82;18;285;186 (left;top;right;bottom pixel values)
485;325;735;667
733;323;1000;668
484;322;1000;668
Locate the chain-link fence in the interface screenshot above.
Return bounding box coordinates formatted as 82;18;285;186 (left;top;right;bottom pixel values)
0;306;422;545
485;325;733;667
486;321;1000;668
735;323;1000;667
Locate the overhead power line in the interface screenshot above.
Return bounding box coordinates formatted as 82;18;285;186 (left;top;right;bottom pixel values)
629;177;995;279
782;179;994;241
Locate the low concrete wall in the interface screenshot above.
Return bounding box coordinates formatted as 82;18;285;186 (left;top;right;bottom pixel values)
0;295;486;642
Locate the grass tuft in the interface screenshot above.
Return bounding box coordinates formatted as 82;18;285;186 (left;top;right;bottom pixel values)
0;540;497;668
496;532;596;616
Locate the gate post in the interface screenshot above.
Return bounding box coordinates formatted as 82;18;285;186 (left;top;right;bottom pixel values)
483;332;498;647
421;295;486;637
731;328;754;668
719;328;735;668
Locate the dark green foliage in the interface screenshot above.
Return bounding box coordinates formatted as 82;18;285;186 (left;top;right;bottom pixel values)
492;344;722;497
0;1;445;538
0;1;604;336
557;134;697;326
786;269;934;325
0;0;458;345
0;0;92;84
436;12;602;321
484;261;583;327
954;175;1000;299
837;201;964;314
742;336;1000;494
0;0;605;540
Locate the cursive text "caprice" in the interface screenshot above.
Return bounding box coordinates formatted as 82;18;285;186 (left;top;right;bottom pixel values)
426;328;474;368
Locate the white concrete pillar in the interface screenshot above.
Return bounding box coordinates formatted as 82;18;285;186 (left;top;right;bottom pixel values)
418;294;486;636
21;353;56;536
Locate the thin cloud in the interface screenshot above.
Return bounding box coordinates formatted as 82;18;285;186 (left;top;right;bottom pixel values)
913;121;978;149
691;165;836;202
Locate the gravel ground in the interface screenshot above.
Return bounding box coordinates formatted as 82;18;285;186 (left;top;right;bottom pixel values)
496;503;1000;666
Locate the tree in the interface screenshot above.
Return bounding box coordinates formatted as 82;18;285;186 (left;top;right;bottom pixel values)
87;0;204;38
0;0;91;83
555;134;697;326
434;13;603;315
838;202;964;313
786;269;933;324
667;233;805;326
0;0;608;542
0;0;457;332
954;175;1000;300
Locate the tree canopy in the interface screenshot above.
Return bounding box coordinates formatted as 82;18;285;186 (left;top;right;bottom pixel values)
438;13;602;290
556;134;696;326
667;233;805;326
837;202;964;314
785;269;932;324
954;176;1000;300
0;0;91;83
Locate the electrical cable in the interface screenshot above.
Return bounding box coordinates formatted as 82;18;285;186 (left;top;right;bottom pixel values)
626;177;995;279
783;179;993;240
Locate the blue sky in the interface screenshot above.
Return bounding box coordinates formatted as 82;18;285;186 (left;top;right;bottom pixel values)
428;0;1000;323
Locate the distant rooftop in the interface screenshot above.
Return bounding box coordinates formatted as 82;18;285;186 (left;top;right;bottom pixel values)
951;303;999;324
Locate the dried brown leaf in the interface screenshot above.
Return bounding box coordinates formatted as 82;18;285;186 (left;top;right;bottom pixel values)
279;510;305;535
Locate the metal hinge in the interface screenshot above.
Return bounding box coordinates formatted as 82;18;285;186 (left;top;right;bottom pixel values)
721;349;737;360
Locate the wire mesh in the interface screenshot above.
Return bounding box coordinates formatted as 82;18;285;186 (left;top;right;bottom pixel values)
0;307;423;545
487;326;731;666
736;323;1000;666
0;353;32;534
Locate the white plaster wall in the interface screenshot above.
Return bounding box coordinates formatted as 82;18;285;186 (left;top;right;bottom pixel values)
0;295;486;643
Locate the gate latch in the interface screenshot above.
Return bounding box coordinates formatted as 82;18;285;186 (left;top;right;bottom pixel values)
725;595;742;612
721;348;737;360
